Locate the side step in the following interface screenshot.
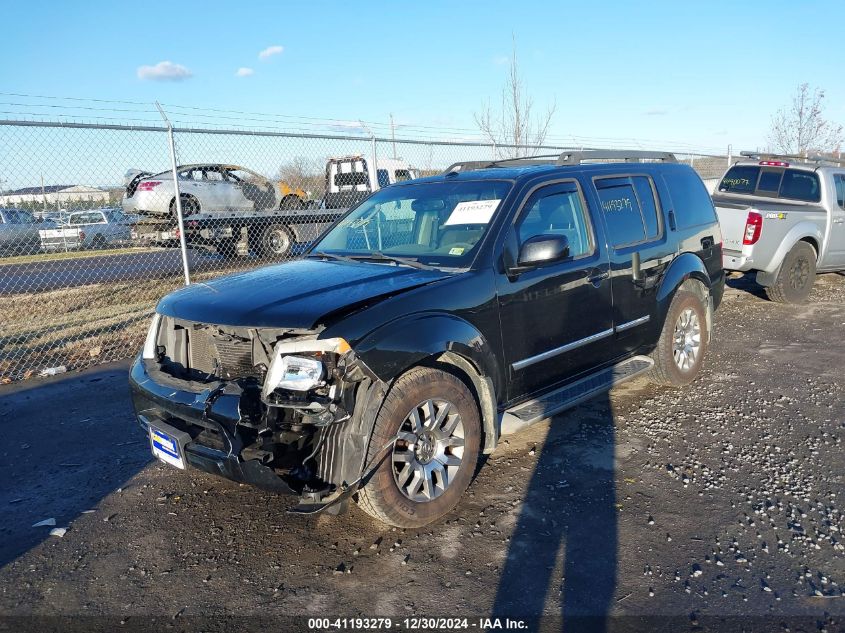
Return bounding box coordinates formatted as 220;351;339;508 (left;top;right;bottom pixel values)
499;355;654;436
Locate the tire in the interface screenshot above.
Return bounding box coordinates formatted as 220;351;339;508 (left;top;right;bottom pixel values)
169;195;200;218
92;234;107;249
765;241;816;304
650;287;709;386
356;367;482;528
280;195;303;211
259;224;294;258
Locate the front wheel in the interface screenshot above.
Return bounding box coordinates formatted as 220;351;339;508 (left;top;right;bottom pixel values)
650;287;709;386
765;241;816;303
356;367;481;528
258;223;294;258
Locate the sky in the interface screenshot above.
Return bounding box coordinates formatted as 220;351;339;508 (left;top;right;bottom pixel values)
1;0;843;179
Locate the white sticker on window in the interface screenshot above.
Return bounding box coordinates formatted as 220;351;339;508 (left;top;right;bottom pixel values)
444;199;501;226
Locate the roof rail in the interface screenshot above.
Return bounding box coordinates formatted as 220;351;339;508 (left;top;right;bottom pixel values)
443;149;676;174
739;150;845;166
555;149;677;165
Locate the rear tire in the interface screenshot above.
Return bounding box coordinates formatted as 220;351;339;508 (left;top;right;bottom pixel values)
169;195;200;218
650;287;709;386
765;241;816;304
92;234;107;249
356;367;481;528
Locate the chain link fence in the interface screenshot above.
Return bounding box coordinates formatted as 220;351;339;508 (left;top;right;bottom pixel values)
0;116;732;382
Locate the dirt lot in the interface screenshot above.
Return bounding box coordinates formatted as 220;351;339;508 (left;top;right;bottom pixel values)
0;274;843;632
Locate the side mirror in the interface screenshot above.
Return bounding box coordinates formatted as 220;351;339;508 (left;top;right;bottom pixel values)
512;234;571;273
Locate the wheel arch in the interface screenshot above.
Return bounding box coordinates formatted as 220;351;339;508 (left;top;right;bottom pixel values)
656;252;712;340
353;312;503;453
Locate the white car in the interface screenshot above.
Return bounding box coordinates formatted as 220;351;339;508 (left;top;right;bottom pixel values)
122;164;307;218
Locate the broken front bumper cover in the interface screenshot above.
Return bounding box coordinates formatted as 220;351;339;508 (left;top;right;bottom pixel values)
130;357;298;496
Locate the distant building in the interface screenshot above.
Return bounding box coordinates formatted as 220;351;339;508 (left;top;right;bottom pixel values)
0;184;109;206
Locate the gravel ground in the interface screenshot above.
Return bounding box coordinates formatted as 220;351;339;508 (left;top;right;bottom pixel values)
0;273;843;632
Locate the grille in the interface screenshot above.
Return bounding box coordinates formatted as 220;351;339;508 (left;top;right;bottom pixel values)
189;327;255;379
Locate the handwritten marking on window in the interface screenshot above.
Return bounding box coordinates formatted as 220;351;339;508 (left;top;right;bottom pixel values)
601;197;633;213
721;178;750;188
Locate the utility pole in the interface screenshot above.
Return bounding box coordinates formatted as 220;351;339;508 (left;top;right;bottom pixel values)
390;113;397;159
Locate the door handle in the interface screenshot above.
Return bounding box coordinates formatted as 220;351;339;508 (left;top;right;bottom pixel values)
587;270;610;286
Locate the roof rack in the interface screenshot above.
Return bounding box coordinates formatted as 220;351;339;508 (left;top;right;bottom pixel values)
739;150;845;166
443;149;676;174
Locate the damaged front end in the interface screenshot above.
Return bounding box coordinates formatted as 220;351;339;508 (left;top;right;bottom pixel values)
129;314;387;515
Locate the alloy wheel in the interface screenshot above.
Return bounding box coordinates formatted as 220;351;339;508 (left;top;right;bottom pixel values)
672;307;701;371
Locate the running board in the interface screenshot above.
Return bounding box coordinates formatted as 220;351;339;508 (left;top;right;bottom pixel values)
499;355;654;436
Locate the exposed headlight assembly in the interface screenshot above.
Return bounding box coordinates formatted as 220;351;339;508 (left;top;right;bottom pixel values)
261;337;350;399
142;313;162;360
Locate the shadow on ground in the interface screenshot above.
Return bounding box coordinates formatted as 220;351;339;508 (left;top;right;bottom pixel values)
493;393;618;632
0;360;148;568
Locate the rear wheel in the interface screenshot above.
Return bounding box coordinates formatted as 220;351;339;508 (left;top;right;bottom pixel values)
169;195;200;218
91;234;107;249
650;287;708;386
765;241;816;304
259;223;294;258
356;367;481;528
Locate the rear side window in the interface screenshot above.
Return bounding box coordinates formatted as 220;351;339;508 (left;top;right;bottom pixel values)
835;174;845;209
594;176;661;247
594;178;646;247
662;168;716;229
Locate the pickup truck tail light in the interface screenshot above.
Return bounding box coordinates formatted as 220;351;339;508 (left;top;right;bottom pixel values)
743;211;763;245
78;230;86;241
137;181;161;192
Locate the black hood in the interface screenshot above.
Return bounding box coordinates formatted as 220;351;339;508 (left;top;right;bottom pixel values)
156;259;452;329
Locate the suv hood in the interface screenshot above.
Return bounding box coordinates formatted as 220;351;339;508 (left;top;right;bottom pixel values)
156;259;452;329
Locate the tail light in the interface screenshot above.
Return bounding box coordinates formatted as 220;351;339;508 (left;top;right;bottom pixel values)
743;211;763;245
79;230;86;241
759;160;789;167
137;181;161;192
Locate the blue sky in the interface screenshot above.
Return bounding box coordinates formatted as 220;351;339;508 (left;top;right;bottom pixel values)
1;0;843;154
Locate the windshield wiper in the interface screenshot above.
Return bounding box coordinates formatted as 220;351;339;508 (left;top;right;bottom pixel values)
308;251;357;263
348;252;433;270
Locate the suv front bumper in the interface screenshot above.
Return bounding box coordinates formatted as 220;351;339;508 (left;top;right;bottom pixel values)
129;356;297;495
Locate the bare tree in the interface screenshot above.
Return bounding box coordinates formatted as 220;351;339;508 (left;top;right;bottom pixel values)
474;38;556;158
768;84;843;155
276;156;325;199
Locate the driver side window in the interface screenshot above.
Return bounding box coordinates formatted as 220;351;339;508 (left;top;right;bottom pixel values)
516;185;592;258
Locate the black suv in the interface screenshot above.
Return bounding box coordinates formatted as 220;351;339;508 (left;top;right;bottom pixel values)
130;150;724;527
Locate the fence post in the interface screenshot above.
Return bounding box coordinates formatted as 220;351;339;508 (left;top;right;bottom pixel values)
155;102;191;286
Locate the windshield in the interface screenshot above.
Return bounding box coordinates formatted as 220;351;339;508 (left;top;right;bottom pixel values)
5;210;35;224
313;180;512;267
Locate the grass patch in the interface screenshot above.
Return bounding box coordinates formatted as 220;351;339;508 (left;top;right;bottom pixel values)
0;246;160;266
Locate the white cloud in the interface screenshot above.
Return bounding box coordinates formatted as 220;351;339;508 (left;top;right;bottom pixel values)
258;45;284;60
137;61;193;81
235;67;255;77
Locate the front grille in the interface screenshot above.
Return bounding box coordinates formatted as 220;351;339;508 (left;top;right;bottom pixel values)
188;327;255;380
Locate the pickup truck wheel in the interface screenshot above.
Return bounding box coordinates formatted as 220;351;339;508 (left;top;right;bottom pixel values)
357;367;481;528
259;224;294;258
91;234;107;249
650;288;708;386
765;241;816;304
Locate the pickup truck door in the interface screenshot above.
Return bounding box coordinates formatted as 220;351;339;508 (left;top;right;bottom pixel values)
496;180;614;400
827;174;845;268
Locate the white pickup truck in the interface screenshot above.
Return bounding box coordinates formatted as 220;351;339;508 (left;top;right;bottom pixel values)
712;152;845;302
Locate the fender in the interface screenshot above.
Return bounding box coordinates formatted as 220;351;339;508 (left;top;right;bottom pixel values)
757;221;822;277
353;311;503;452
655;252;712;335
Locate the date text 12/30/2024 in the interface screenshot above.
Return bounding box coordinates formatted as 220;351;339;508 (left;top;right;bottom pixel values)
308;618;528;630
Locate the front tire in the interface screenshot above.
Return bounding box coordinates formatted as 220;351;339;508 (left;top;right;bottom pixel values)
356;367;481;528
650;287;708;386
765;241;816;304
